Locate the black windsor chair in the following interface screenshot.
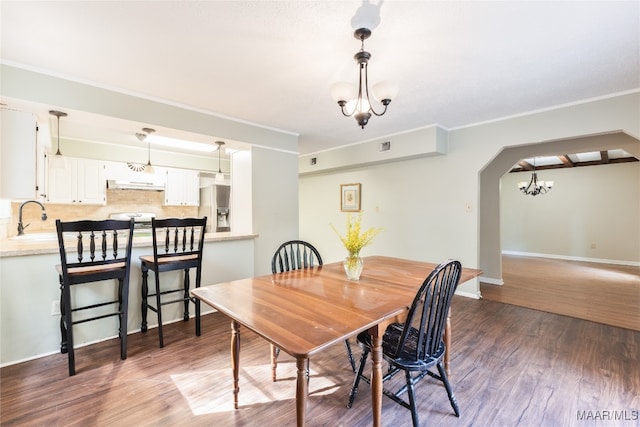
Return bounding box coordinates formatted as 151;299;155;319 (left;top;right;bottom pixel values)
270;240;357;382
346;259;463;427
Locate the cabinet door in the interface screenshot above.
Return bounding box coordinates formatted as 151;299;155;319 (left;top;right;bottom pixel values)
47;158;76;203
184;170;200;206
165;169;199;206
76;158;106;205
47;157;106;205
1;109;37;199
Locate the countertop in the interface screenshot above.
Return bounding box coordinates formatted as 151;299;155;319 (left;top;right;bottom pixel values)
0;232;258;258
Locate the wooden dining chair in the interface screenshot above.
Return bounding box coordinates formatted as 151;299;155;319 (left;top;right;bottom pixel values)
346;259;462;427
140;217;207;348
55;218;135;376
270;240;357;382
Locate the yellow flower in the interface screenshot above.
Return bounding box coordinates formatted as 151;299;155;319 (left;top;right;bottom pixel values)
331;212;382;258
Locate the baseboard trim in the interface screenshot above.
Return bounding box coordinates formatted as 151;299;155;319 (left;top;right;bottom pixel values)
455;289;481;299
502;251;639;267
479;276;504;286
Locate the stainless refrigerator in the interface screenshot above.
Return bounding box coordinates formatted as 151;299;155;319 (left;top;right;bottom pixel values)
198;184;230;232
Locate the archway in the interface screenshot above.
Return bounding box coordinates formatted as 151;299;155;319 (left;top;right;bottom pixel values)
478;131;639;284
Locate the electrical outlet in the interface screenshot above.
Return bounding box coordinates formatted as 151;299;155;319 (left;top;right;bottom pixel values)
51;301;61;316
379;141;391;152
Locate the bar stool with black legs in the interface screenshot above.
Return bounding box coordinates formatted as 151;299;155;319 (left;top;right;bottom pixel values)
55;218;135;376
139;217;207;348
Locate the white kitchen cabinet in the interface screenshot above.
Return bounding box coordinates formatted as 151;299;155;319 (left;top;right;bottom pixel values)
1;109;38;200
47;157;106;205
164;169;199;206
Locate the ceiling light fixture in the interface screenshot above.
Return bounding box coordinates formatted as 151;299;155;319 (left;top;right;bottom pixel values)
128;127;155;173
330;27;397;129
517;158;554;196
215;141;225;183
148;135;217;152
48;110;68;169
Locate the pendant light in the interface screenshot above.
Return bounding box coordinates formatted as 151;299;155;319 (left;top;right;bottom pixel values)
128;127;155;173
48;110;68;169
215;141;225;183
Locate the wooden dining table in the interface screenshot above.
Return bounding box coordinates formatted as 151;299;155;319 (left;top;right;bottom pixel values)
191;256;482;427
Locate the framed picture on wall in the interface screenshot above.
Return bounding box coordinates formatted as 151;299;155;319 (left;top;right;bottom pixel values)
340;183;361;212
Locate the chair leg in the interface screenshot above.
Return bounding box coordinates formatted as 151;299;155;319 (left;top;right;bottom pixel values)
405;370;420;427
119;278;129;361
140;267;149;332
182;268;190;321
437;362;460;417
195;298;201;336
62;284;75;376
347;348;369;408
154;272;164;348
58;276;67;354
345;339;356;372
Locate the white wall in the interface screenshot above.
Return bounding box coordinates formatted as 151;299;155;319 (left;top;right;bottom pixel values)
300;92;640;296
501;162;639;263
300;153;481;298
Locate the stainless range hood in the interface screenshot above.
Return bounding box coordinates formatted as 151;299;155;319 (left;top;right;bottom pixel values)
107;179;165;191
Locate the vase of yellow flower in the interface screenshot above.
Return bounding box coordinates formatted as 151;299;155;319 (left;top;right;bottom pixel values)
331;212;382;280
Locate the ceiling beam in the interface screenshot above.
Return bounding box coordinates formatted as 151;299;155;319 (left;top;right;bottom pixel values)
558;155;574;167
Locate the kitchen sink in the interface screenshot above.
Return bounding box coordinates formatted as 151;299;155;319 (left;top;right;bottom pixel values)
9;232;58;242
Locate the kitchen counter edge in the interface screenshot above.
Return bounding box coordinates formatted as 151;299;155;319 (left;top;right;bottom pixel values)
0;232;259;258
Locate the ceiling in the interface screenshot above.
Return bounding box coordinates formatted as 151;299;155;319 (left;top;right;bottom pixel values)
1;1;639;156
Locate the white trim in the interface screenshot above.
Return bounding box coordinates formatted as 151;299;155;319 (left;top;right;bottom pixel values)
454;289;481;299
479;276;504;286
502;250;640;267
451;88;640;131
1;60;299;137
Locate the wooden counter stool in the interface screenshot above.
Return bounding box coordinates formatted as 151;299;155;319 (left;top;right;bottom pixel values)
55;218;135;376
140;217;207;348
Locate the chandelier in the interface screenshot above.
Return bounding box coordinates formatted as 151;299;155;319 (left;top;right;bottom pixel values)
517;159;554;196
330;28;397;128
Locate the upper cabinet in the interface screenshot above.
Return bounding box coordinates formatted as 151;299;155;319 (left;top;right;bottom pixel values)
1;109;38;200
164;169;199;206
46;157;106;205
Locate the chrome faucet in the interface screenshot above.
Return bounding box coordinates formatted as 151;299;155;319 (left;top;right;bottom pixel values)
17;200;48;236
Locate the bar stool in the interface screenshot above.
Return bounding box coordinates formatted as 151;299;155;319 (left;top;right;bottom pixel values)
55;218;135;376
140;217;207;348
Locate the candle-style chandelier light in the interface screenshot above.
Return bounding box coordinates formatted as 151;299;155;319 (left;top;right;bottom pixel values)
517;158;554;196
330;28;397;129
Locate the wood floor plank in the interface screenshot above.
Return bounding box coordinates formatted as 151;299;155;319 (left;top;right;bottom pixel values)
481;255;640;331
2;284;639;426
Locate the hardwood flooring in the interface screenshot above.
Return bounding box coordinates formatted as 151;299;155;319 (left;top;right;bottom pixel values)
481;255;640;331
2;295;639;426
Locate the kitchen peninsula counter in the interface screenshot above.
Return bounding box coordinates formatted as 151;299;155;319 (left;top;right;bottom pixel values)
1;231;259;366
0;232;258;258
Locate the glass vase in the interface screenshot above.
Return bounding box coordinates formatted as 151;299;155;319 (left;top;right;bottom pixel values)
344;255;364;280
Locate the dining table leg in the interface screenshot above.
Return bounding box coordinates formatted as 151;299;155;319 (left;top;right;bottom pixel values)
295;356;308;427
231;320;240;410
370;325;383;427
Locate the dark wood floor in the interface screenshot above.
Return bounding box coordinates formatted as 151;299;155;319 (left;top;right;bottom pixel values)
482;255;640;331
2;294;639;426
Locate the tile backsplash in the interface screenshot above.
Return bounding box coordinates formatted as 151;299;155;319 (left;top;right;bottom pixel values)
6;189;198;237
